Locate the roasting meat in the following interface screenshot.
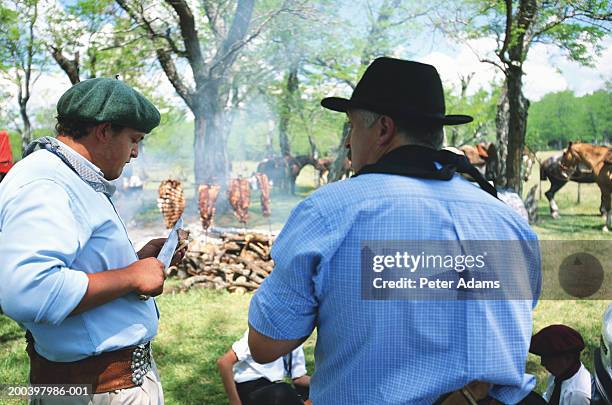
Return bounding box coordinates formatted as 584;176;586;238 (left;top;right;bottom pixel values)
228;178;250;224
198;184;220;231
157;179;186;229
255;173;271;217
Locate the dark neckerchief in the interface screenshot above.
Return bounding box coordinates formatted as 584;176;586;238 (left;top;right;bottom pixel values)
548;360;582;405
353;145;498;198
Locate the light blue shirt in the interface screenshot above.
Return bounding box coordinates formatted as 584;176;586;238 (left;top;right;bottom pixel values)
249;173;541;405
0;144;158;362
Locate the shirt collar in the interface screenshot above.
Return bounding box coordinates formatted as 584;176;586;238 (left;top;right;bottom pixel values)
55;138;105;177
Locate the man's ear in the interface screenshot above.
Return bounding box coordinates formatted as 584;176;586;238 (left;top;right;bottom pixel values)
377;115;396;147
93;123;113;143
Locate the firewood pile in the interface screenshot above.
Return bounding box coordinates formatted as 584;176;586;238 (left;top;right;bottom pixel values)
170;231;275;294
157;179;186;229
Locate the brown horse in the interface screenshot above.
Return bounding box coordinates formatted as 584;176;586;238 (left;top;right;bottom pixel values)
256;154;317;194
459;143;536;183
561;142;612;232
539;154;599;219
315;157;352;186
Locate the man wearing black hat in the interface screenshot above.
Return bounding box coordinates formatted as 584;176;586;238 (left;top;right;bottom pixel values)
530;325;591;404
0;78;184;404
247;57;541;404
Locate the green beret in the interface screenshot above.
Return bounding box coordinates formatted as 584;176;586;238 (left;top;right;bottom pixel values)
57;78;161;133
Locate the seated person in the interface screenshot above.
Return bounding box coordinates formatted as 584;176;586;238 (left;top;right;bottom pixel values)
218;330;310;405
530;324;591;404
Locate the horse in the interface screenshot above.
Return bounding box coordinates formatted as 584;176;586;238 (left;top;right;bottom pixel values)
560;142;612;232
459;143;536;184
539;154;599;219
458;142;505;182
256;156;290;192
256;154;317;195
313;157;352;186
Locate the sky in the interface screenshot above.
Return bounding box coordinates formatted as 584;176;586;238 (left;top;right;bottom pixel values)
419;37;612;100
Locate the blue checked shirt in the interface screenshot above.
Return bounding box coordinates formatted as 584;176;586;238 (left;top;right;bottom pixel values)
0;146;158;362
249;173;541;405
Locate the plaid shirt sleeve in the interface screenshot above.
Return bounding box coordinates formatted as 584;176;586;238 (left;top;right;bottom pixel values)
248;198;329;340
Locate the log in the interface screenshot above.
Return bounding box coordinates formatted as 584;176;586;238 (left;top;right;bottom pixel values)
232;280;260;289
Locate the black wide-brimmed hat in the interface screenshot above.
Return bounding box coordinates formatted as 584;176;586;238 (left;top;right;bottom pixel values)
321;57;473;126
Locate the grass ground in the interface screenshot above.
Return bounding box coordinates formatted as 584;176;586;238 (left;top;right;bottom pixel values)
0;154;610;404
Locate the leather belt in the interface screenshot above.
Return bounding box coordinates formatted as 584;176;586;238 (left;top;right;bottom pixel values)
435;381;504;405
25;331;152;394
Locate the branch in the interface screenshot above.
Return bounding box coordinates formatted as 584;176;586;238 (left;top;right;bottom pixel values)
208;0;257;78
386;4;438;28
201;0;221;39
480;58;507;74
164;0;206;81
312;58;356;89
48;46;80;84
97;34;150;52
219;4;286;62
156;48;194;109
22;1;38;107
497;0;512;64
115;0;195;107
532;8;574;39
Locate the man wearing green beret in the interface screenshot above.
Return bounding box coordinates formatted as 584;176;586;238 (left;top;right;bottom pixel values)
0;78;183;404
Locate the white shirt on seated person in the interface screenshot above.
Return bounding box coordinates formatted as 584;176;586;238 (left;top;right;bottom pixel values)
232;330;307;383
543;363;591;405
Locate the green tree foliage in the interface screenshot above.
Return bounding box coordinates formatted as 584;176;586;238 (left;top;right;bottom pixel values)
445;77;501;147
0;0;45;151
440;0;611;191
527;87;612;148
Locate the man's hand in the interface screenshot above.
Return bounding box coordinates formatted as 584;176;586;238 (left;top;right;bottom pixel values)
127;257;166;297
138;235;188;266
137;238;166;259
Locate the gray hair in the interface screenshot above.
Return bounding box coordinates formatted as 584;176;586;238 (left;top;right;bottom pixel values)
353;109;382;128
352;109;444;149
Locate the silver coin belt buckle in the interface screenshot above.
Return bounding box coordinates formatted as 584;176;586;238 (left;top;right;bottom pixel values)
130;342;152;386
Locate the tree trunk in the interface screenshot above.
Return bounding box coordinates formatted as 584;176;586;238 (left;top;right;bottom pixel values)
194;108;231;188
19;103;32;153
328;122;350;182
448;127;459;147
194;113;207;185
505;66;529;194
266;119;274;157
495;83;509;189
278;65;298;157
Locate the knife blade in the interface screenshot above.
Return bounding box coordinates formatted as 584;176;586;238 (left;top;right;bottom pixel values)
139;216;184;300
157;215;184;269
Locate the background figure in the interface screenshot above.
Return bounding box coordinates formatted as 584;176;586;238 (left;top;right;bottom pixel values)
218;329;310;405
530;324;591;405
247;58;541;404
